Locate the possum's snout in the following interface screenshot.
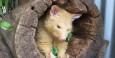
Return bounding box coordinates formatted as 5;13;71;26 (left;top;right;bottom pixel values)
59;35;68;41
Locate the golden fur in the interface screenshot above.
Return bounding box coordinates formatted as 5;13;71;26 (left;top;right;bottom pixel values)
36;5;76;58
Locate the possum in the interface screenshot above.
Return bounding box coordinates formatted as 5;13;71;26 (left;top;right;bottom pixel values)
36;5;82;58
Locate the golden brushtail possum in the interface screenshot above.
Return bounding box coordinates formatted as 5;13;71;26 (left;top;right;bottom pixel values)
36;5;81;58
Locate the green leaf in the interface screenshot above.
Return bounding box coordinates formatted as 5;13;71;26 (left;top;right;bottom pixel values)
66;32;73;42
5;0;9;11
0;0;2;15
52;47;58;56
0;21;12;30
56;56;58;58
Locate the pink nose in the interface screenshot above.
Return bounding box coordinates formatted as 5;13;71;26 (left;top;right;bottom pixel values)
59;35;67;41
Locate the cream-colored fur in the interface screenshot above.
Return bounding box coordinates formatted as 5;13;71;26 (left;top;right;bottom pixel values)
36;5;76;58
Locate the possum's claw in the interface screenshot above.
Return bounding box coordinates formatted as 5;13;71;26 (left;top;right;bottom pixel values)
50;52;56;58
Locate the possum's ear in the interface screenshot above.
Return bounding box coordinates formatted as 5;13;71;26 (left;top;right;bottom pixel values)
50;5;60;16
72;14;82;21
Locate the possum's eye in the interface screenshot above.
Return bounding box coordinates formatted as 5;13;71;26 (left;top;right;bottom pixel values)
57;25;61;29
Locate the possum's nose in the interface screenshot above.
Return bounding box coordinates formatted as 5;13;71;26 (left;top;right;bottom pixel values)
60;35;67;41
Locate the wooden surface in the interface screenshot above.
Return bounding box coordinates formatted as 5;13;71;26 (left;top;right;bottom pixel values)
0;0;108;58
0;35;13;58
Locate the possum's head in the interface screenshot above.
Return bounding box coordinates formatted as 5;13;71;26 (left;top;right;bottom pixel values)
44;5;81;41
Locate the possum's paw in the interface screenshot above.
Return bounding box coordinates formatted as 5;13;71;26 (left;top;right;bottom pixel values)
50;53;69;58
45;53;50;58
50;52;56;58
66;54;70;58
58;54;69;58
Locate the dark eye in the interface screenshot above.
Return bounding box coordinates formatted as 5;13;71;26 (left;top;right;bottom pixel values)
57;25;61;29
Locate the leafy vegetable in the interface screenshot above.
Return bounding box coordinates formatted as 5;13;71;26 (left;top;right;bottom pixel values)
52;47;58;56
66;32;73;42
0;21;12;30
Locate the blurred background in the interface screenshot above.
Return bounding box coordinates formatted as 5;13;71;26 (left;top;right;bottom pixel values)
0;0;115;58
94;0;115;58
